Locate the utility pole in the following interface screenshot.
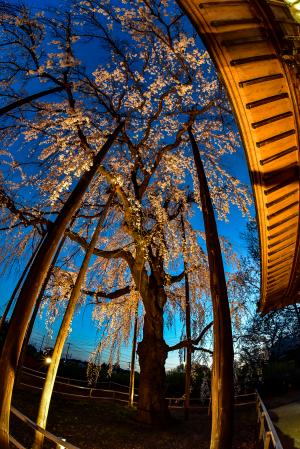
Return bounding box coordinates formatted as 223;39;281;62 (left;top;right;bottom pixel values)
39;336;45;353
65;342;71;362
181;213;192;420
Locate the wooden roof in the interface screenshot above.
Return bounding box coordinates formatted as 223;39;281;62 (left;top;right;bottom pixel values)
176;0;300;313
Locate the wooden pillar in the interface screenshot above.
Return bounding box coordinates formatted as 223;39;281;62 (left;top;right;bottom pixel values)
0;123;123;449
189;127;234;449
33;193;113;449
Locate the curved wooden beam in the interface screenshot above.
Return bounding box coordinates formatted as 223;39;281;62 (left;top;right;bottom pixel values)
177;0;300;312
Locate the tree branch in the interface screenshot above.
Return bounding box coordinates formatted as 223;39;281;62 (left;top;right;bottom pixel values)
167;321;213;352
168;271;185;284
192;346;213;355
0;85;65;117
83;285;131;302
66;229;135;268
168;263;205;285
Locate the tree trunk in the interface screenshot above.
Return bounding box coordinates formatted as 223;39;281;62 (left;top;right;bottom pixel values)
137;287;169;425
0;122;123;449
129;307;138;406
33;193;113;449
189;127;234;449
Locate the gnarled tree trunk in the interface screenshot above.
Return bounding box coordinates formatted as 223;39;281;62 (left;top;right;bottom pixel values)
137;283;169;425
0;122;123;449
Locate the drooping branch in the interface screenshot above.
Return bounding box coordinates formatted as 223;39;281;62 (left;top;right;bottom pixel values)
192;320;214;346
0;188;41;231
15;230;70;387
0;188;135;268
0;236;45;332
181;212;192;420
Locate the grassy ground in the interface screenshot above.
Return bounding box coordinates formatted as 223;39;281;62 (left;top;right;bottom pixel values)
271;402;300;449
267;390;300;449
10;388;258;449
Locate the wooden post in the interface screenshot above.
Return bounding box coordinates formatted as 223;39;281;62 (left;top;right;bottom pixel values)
0;122;123;449
129;306;138;406
264;431;271;449
33;193;114;449
188;127;234;449
259;413;265;440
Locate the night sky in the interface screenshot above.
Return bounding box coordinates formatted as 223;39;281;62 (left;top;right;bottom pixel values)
0;0;256;370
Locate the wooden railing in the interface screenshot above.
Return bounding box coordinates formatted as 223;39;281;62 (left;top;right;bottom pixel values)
10;406;80;449
20;366;138;404
167;392;257;409
20;366;258;409
20;367;259;409
10;376;283;449
256;391;284;449
22;366;137;392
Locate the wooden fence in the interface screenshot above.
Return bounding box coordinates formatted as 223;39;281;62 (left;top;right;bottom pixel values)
19;366;137;404
9;369;284;449
22;366;135;392
20;367;258;409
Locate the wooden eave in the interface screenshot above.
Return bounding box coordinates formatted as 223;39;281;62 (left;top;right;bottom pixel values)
176;0;300;313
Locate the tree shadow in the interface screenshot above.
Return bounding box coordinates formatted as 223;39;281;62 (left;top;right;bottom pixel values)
274;425;298;449
269;410;299;449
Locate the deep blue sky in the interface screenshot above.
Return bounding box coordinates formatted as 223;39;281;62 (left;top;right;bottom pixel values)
0;0;256;370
